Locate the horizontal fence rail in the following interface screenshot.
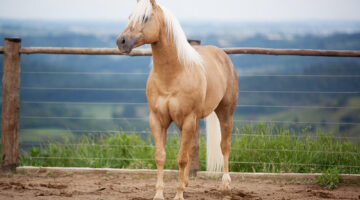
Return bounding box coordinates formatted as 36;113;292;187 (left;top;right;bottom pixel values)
20;47;152;56
1;46;360;57
20;101;360;109
18;143;360;155
18;129;360;140
14;71;360;78
18;115;360;126
222;48;360;57
22;157;360;169
18;87;360;94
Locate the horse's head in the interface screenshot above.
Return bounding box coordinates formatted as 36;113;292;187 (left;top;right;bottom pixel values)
117;0;162;54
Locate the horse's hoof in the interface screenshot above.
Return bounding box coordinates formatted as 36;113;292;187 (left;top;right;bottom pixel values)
173;194;185;200
153;196;164;200
153;192;164;200
221;173;231;192
222;182;231;190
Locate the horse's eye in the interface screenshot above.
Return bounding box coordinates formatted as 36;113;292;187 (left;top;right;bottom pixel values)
143;16;149;23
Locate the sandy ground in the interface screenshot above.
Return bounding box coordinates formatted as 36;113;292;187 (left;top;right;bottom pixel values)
0;168;359;200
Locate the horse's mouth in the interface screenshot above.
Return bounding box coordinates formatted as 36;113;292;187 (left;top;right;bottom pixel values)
118;48;132;55
116;36;137;55
117;45;133;54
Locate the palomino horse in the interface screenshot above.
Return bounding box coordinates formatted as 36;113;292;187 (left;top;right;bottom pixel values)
117;0;238;199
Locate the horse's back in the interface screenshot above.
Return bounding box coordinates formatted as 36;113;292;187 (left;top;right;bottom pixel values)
196;45;236;79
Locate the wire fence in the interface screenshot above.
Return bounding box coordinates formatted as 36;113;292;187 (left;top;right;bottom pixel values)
18;113;360;126
18;129;360;140
18;71;360;129
1;44;359;173
19;143;360;155
16;71;360;78
19;87;360;94
22;157;360;169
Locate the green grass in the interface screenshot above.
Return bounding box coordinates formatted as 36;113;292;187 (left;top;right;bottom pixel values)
21;128;75;143
316;168;342;189
229;124;360;174
20;124;360;174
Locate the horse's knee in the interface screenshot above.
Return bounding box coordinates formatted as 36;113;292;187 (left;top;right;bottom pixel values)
177;155;189;169
155;150;166;165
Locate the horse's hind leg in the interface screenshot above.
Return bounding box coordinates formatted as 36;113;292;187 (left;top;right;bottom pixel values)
215;99;237;192
150;113;170;200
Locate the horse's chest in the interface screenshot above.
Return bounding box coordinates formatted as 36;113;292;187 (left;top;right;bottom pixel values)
151;96;171;116
147;72;206;122
151;95;186;117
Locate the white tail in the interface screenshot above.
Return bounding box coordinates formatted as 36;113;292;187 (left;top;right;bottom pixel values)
206;112;224;172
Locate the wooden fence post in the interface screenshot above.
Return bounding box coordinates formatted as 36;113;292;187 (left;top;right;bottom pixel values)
188;40;201;46
1;38;21;171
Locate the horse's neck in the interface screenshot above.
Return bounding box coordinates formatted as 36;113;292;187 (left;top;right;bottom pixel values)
151;30;184;78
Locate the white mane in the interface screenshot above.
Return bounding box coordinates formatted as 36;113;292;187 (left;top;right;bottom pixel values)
129;0;153;27
130;0;203;68
160;6;203;68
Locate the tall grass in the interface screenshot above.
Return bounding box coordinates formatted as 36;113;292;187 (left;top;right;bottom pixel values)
229;123;360;174
20;124;360;174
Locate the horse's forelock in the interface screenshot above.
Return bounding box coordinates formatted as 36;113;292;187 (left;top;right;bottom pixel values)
130;0;153;27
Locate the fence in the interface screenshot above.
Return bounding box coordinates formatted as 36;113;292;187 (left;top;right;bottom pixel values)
1;37;360;173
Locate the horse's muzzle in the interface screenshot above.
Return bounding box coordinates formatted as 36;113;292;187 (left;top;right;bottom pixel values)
116;35;137;54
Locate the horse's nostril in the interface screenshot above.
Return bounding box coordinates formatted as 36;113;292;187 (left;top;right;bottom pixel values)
121;38;126;44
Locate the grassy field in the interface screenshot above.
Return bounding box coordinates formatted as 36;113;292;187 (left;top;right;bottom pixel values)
20;129;75;143
257;97;360;138
20;124;360;174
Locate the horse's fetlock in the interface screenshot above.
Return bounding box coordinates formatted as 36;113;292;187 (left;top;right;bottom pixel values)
156;183;164;190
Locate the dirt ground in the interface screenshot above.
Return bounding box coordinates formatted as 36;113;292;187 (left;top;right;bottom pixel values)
0;168;359;200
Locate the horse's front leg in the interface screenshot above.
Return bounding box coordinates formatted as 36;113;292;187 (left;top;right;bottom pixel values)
183;119;199;187
174;114;197;200
150;113;169;200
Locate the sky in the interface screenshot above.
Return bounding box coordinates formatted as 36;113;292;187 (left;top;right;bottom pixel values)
0;0;360;22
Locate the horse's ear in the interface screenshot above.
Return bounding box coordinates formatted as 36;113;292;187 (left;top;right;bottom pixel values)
150;0;157;7
136;0;156;6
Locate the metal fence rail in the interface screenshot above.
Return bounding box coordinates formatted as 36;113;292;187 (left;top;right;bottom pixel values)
23;157;360;169
17;71;360;77
18;115;360;126
21;101;360;109
18;143;360;155
18;87;360;94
